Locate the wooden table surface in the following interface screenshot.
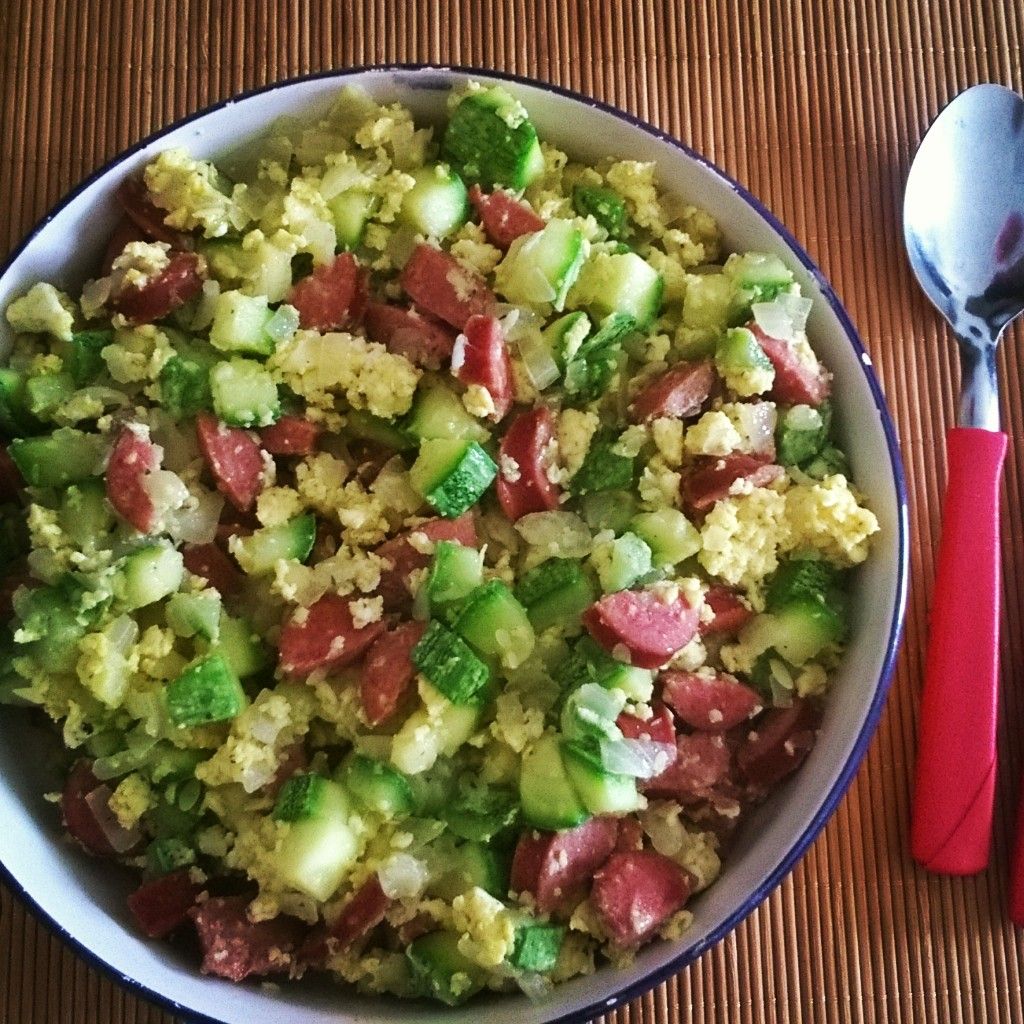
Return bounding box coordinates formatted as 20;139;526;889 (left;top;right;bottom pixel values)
2;1;1024;1021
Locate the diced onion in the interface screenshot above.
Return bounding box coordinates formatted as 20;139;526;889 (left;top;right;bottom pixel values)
166;488;223;545
515;327;560;391
264;303;300;345
515;972;554;1001
599;737;677;779
83;785;143;853
752;292;813;341
767;657;795;708
561;682;625;743
734;401;777;457
76;386;131;411
514;511;591;560
377;855;430;900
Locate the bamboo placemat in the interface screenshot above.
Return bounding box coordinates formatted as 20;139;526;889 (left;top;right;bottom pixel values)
1;1;1023;1021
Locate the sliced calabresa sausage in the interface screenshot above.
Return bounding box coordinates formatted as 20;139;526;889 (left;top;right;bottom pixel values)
106;425;160;533
360;620;426;726
496;406;560;520
642;732;733;803
592;851;693;946
115;178;194;249
288;252;368;332
680;453;784;514
736;698;821;792
182;542;244;596
400;243;496;330
127;869;203;939
616;703;677;746
452;314;513;421
300;873;392;965
749;324;830;407
583;588;699;670
628;360;715;423
278;593;388;678
375;513;478;611
468;185;545;249
190;896;307;982
661;670;762;731
699;585;754;636
62;760;140;856
259;415;322;456
364;301;456;370
510;816;619;914
196;413;265;513
110;250;205;326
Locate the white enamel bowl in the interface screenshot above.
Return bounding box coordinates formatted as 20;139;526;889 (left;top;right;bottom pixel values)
0;66;908;1024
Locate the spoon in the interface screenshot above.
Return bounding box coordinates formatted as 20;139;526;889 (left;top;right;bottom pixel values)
904;84;1024;877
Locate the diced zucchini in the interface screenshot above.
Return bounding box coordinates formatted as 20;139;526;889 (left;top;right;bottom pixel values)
346;408;415;451
208;290;275;357
66;329;113;385
443;786;518;842
209;357;280;428
561;740;642;814
453;580;535;670
562;311;637;400
25;372;75;419
441;86;545;191
407;931;487;1006
514;558;595;633
410;438;497;519
215;613;270;679
454;842;507;898
13;583;93;674
146;837;196;876
509;922;564;973
9;428;103;488
572;184;629;240
766;557;840;611
399;164;469;239
117;544;184;610
519;733;589;830
570;251;663;328
158;350;215;418
404;379;490;444
412;620;491;705
0;369;36;436
630;508;701;567
724;251;794;308
579;488;638;534
59;479;115;548
680;272;733;338
390;681;484;775
166;652;246;728
802;444;849;480
554;635;654;703
541;310;591;372
166;590;222;642
276;778;360;902
341;754;415;819
494;219;586;311
716;326;774;385
328;189;381;250
273;773;328;822
418;540;485;620
231;514;316;575
739;597;846;667
590;531;652;592
570;436;634;495
560;681;626;745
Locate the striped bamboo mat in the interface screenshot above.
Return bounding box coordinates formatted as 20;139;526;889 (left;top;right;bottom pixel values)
2;1;1024;1021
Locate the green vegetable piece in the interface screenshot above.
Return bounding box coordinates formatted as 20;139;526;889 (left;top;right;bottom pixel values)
453;579;535;669
25;372;75;419
716;326;774;375
509;922;565;973
630;508;702;567
209;291;275;357
407;931;487;1006
117;544;184;610
328;189;381;250
541;310;591;372
442;87;545;190
443;786;518;842
231;514;316;575
494;218;586;311
145;837;196;876
166;652;246;728
159;351;215;418
405;378;490;444
572;184;628;240
724;251;795;310
210;357;280;428
67;329;113;385
215;613;270;679
412;620;491;705
591;531;652;593
570;436;634;495
554;635;654;703
0;368;35;436
418;540;485;621
563;311;638;400
166;590;222;642
802;444;849;480
561;740;642;815
570;252;663;329
59;479;115;548
410;438;498;519
273;772;329;822
399;164;470;239
9;428;103;488
13;581;98;673
579;488;638;533
766;557;839;612
346;408;415;451
341;754;415;819
519;733;589;830
514;558;596;633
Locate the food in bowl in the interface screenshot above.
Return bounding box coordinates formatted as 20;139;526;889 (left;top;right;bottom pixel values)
0;81;879;1004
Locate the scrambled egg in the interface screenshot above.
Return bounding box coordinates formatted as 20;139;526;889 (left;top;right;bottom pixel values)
554;408;600;481
699;486;790;592
144;147;249;238
108;773;154;831
684;410;744;457
452;887;516;968
785;474;880;565
5;282;76;341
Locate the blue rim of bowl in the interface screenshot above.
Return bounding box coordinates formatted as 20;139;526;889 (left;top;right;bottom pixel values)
0;63;909;1024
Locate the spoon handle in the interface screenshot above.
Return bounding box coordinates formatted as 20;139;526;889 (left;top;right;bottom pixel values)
911;426;1006;874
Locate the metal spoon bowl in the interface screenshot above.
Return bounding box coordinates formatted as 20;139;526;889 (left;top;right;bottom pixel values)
904;84;1024;882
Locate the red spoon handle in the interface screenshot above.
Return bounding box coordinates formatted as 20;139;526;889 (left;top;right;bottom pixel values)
911;426;1006;874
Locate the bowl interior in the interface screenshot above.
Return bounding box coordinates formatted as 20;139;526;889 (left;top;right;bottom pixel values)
0;67;906;1024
